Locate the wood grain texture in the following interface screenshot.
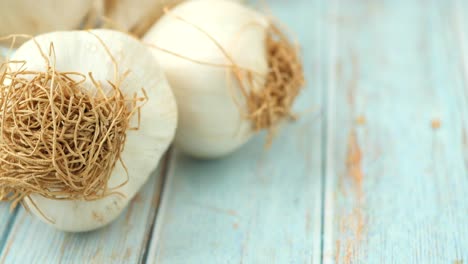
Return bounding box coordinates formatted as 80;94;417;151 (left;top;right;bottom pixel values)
322;0;468;263
145;0;324;263
0;154;170;264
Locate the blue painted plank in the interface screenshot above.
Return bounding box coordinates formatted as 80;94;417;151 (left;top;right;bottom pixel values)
322;0;468;263
146;0;325;263
0;156;169;264
0;207;17;253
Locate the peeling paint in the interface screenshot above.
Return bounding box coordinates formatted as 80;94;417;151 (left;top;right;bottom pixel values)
335;130;367;264
431;119;442;130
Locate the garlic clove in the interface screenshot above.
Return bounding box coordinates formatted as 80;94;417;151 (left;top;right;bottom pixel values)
9;29;177;232
0;0;95;45
143;0;270;158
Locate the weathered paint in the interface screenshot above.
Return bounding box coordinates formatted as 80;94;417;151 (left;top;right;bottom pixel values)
323;0;468;263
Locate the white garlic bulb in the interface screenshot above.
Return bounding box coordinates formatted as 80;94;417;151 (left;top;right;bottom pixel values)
9;29;177;232
143;0;270;158
0;0;95;43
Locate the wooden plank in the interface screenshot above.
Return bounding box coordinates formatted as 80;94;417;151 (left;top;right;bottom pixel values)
0;207;17;255
322;0;468;263
0;154;170;264
145;0;325;263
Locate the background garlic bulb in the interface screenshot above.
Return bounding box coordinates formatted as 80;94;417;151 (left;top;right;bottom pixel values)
9;29;177;232
103;0;243;37
144;0;283;158
0;0;95;44
103;0;180;36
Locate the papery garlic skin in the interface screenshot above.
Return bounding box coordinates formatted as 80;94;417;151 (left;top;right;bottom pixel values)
0;0;94;43
143;0;269;158
11;29;177;232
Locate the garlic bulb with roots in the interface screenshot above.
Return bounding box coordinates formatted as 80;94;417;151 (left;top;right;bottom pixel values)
0;0;95;44
143;0;304;158
1;29;177;232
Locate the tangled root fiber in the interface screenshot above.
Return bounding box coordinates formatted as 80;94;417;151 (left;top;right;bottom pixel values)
0;57;144;209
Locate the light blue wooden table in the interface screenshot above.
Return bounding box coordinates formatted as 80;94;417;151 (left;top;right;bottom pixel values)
1;0;468;263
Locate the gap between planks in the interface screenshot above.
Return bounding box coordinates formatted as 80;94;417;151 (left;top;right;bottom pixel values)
140;148;175;263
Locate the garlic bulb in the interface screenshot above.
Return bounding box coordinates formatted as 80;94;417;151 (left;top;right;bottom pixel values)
6;29;177;232
0;0;95;44
103;0;243;36
143;0;304;158
103;0;178;36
